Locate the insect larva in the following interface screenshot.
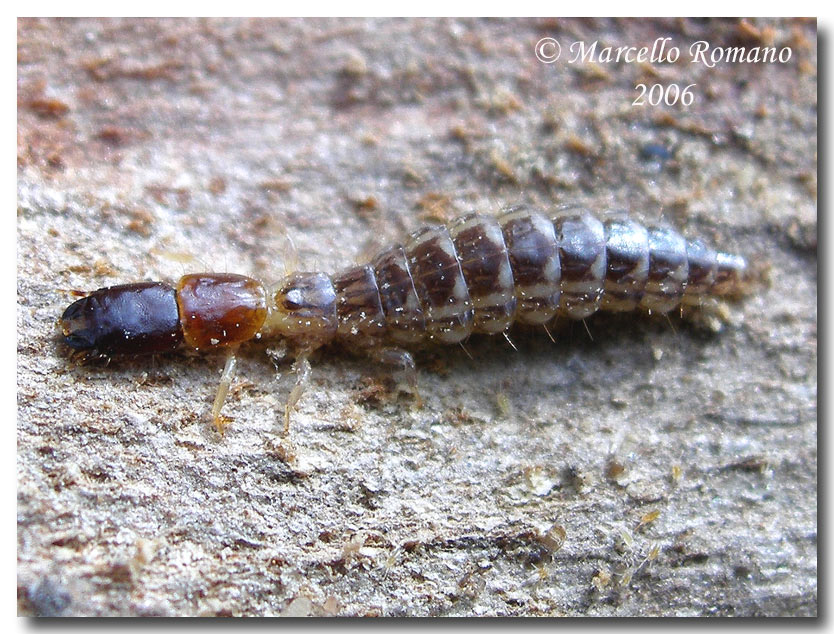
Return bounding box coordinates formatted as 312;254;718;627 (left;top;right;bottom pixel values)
60;206;747;434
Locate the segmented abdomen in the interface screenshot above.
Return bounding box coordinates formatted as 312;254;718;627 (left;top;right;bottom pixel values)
330;208;746;346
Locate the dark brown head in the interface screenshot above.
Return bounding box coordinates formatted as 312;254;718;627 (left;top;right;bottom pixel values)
61;274;271;359
60;282;183;358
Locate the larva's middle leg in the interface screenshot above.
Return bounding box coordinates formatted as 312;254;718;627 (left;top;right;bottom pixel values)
372;347;423;408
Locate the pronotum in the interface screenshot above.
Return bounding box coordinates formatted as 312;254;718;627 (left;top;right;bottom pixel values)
60;206;747;434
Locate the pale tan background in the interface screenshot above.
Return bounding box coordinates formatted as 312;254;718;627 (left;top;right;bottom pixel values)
18;18;816;616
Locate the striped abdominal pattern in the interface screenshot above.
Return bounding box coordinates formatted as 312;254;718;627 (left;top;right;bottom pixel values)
60;206;747;433
332;207;745;346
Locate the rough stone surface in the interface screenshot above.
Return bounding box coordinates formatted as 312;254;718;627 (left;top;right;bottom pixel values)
18;18;816;616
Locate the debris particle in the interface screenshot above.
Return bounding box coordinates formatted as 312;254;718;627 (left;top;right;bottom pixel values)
671;464;683;484
591;567;611;592
538;523;567;553
606;458;626;481
638;509;661;528
28;97;70;118
280;596;313;617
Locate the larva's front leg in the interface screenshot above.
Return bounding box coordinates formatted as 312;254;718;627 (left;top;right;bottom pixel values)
211;345;239;435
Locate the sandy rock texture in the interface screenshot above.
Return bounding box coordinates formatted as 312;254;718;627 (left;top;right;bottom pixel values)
18;18;816;616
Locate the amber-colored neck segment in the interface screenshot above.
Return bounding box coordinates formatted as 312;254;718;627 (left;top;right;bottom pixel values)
260;272;338;348
176;273;267;350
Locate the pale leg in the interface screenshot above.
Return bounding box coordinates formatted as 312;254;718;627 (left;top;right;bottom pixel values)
211;346;238;434
284;353;312;436
373;347;423;408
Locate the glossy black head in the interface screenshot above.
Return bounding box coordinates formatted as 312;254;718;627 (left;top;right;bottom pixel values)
60;282;183;357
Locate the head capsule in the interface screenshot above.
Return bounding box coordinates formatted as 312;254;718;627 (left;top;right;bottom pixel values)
60;282;183;358
261;272;338;347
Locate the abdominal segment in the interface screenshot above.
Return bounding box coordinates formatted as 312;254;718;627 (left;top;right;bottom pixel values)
329;208;746;347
